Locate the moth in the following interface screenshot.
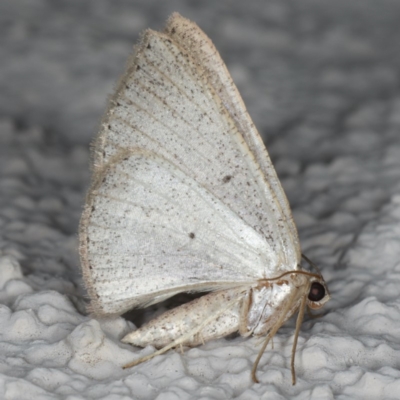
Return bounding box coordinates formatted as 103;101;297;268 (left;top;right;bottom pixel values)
79;12;330;385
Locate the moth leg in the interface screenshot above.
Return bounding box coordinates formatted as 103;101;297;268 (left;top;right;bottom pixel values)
122;295;242;369
290;293;307;385
196;332;205;346
306;306;324;319
251;287;299;384
255;335;274;348
192;331;205;346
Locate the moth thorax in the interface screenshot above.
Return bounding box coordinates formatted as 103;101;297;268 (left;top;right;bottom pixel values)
240;280;296;337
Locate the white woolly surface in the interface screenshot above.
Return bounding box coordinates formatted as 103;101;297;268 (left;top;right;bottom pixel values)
1;0;400;399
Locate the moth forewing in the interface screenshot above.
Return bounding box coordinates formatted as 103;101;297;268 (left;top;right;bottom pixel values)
164;14;300;251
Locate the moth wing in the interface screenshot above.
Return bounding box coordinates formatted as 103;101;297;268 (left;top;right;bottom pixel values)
80;151;275;314
80;13;301;315
164;13;299;250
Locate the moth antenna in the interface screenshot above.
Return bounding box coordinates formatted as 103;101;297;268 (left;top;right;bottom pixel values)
251;287;299;383
302;253;322;276
260;269;321;285
290;293;308;385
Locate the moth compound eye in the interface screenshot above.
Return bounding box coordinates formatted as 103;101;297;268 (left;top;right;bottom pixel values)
308;282;326;302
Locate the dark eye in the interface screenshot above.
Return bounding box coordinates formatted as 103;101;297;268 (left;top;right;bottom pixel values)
308;282;325;302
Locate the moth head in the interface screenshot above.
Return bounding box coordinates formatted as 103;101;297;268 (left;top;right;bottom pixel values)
306;277;330;310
